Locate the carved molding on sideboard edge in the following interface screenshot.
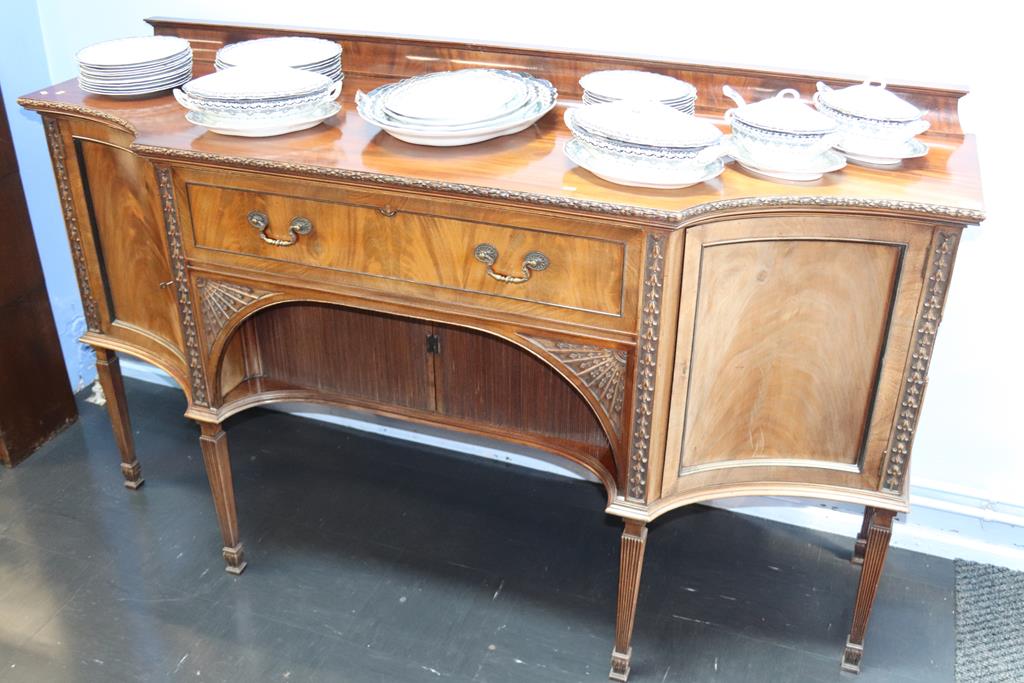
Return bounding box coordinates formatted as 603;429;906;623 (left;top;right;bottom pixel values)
44;118;102;332
880;231;959;494
626;234;666;503
156;166;209;407
195;278;274;349
21;99;137;134
520;335;628;437
129;144;986;226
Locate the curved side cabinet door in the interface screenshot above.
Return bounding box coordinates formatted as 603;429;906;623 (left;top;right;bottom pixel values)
661;213;953;506
54;118;185;379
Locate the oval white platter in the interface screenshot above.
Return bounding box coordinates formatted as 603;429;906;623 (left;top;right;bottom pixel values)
726;141;847;181
381;69;532;126
186;101;341;137
564;138;724;189
217;36;341;69
836;138;928;166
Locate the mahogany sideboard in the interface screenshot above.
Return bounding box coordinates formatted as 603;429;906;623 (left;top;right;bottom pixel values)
20;17;985;681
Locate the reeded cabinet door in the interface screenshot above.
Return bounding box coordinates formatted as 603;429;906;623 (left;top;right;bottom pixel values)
662;214;943;502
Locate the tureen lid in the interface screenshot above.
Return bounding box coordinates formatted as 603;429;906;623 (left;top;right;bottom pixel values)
816;81;922;122
571;100;721;148
728;88;837;135
182;66;330;101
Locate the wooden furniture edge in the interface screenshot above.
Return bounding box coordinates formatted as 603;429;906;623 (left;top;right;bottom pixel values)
145;16;969;137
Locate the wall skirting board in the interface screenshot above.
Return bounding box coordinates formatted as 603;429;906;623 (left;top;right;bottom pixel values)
119;358;1024;571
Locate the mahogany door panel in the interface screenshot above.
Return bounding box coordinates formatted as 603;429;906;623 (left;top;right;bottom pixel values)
75;138;182;351
663;215;936;499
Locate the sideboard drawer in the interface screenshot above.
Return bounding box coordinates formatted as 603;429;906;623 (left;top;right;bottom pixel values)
178;173;638;330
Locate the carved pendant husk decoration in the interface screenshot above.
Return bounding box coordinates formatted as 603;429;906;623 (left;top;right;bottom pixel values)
627;234;665;502
44;118;101;332
881;231;959;493
196;277;272;348
156;167;208;406
522;336;628;436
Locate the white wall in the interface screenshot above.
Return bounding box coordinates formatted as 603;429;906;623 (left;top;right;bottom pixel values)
20;1;1024;557
0;2;95;389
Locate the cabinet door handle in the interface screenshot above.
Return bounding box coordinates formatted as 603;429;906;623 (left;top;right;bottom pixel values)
473;243;549;284
159;280;174;289
247;211;313;247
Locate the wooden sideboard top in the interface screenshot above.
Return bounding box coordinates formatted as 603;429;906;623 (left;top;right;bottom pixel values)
19;19;986;226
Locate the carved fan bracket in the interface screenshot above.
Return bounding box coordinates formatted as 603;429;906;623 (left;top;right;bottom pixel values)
195;278;272;348
521;335;628;436
881;232;958;493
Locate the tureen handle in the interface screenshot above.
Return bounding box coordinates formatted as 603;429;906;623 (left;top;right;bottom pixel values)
815;81;833;94
722;85;746;108
172;88;197;112
695;143;726;167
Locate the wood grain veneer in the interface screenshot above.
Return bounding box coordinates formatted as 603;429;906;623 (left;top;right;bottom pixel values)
145;17;969;137
19;77;983;225
19;19;985;681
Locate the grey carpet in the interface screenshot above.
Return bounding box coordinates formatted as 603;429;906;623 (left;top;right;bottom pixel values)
955;559;1024;682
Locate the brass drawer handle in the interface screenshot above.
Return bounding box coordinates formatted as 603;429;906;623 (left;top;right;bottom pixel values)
473;243;549;284
247;210;313;247
378;205;398;217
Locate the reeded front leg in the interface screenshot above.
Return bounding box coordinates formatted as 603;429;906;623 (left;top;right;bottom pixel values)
842;508;895;673
609;519;647;682
94;348;143;489
198;421;246;574
851;506;874;565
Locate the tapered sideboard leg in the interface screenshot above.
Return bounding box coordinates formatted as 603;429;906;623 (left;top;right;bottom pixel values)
609;519;648;682
198;421;247;575
851;506;875;565
842;508;895;673
94;348;143;489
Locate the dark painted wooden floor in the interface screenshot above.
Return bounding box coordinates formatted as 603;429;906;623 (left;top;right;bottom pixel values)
0;379;954;683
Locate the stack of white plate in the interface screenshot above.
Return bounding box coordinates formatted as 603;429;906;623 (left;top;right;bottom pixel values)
77;36;192;97
174;66;341;137
356;68;557;146
216;36;343;84
563;100;726;189
579;70;697;114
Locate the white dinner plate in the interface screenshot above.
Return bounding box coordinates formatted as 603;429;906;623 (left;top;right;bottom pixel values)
77;36;191;67
579;70;696;103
